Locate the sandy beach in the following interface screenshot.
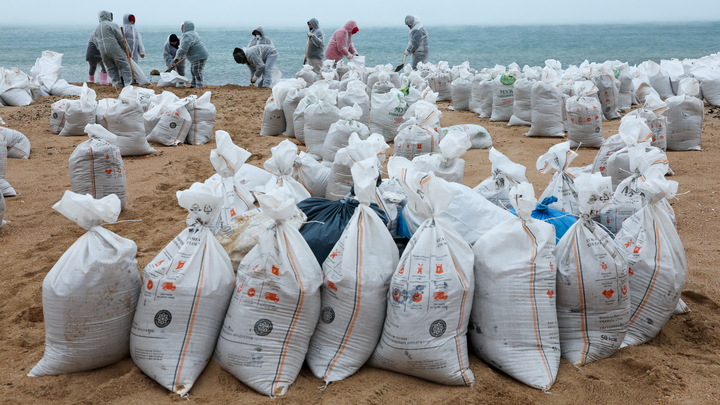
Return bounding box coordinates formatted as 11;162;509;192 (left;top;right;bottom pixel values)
0;82;718;404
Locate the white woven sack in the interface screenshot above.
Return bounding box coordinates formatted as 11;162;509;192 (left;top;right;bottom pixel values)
214;184;322;397
566;95;604;148
185;92;217;145
490;74;516;122
508;78;533;126
206;131;255;234
307;158;399;384
0;134;16;197
147;100;192;146
263;140;312;203
470;182;560;390
28;192;140;377
131;182;235;396
370;158;475;386
50;83;97;136
283;87;306;138
337;80;370;125
369;88;408;142
664;95;703;151
105;87;155;155
294;151;330;198
526;81;565;137
412;130;471;183
325;133;387;200
556;173;630;365
322;104;370;162
537;142;580;216
441;124;492;149
0;126;31;159
70;126;126;210
615;177;686;347
474;147;527;209
260;96;286;136
593;74;622;120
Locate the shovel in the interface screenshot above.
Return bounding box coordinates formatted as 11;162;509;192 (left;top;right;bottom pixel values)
394;55;407;73
164;58;186;73
302;36;311;66
120;27;136;82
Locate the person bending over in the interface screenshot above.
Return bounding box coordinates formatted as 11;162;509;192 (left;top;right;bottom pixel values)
173;21;209;88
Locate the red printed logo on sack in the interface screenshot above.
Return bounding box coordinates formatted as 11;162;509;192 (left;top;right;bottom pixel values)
330;249;340;259
417;263;423;274
547;290;554;299
624;241;632;248
147;280;153;290
154;260;164;267
248;288;256;297
271;265;279;276
237;283;244;294
327;280;338;292
599;166;606;172
264;292;279;303
162;282;176;291
392;289;402;301
435;264;443;274
105;169;112;174
629;267;633;276
601;262;608;270
633;246;642;254
549;262;554;271
176;261;186;269
398;265;405;275
433;292;448;301
412;292;423;302
622;285;628;295
230;208;236;217
606;217;610;224
602;289;615;299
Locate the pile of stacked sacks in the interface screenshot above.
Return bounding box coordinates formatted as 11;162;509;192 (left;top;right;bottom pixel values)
25;56;698;398
459;57;708;152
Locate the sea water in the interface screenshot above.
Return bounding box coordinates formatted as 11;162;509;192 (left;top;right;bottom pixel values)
1;22;719;86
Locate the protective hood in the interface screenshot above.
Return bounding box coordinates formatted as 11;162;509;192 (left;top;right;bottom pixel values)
308;18;319;30
182;21;195;32
98;10;113;22
123;13;134;25
343;20;358;32
405;15;415;26
251;26;265;37
166;34;179;48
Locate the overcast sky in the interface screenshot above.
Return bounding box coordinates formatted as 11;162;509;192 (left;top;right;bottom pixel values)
3;0;720;28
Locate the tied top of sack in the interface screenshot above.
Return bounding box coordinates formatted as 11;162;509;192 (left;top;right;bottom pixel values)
489;147;527;185
177;182;222;226
640;176;678;205
338;103;363;122
508;182;537;221
576;173;613;219
536;141;578;175
351;157;381;206
438;130;471;161
642;93;669;116
256;181;297;222
53;191;121;230
84;123;117;144
264;139;298;176
388;156;458;219
618;115;653;147
210;131;251;178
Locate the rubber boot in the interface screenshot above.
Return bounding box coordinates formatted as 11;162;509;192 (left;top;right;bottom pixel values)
99;73;109;86
88;75;95;83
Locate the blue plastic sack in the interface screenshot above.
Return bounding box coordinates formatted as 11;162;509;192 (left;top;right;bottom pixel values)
297;197;388;265
509;196;576;243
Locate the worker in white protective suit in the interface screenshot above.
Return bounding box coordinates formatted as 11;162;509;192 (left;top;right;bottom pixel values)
404;15;429;69
247;27;274;47
233;44;278;88
122;14;145;62
92;10;133;87
306;18;324;75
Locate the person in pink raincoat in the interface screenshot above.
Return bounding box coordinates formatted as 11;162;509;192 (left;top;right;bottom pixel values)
325;20;359;64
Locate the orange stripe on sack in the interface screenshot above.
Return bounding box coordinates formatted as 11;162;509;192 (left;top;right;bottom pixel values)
11;146;29;158
451;260;472;386
88;145;96;198
572;236;589;364
174;243;207;394
628;223;662;328
522;224;554;383
273;233;306;395
324;219;364;379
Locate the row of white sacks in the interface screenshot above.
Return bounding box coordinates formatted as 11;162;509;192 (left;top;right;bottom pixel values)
0;50;156;106
28;118;686;396
446;60;705;150
49;84;217;151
